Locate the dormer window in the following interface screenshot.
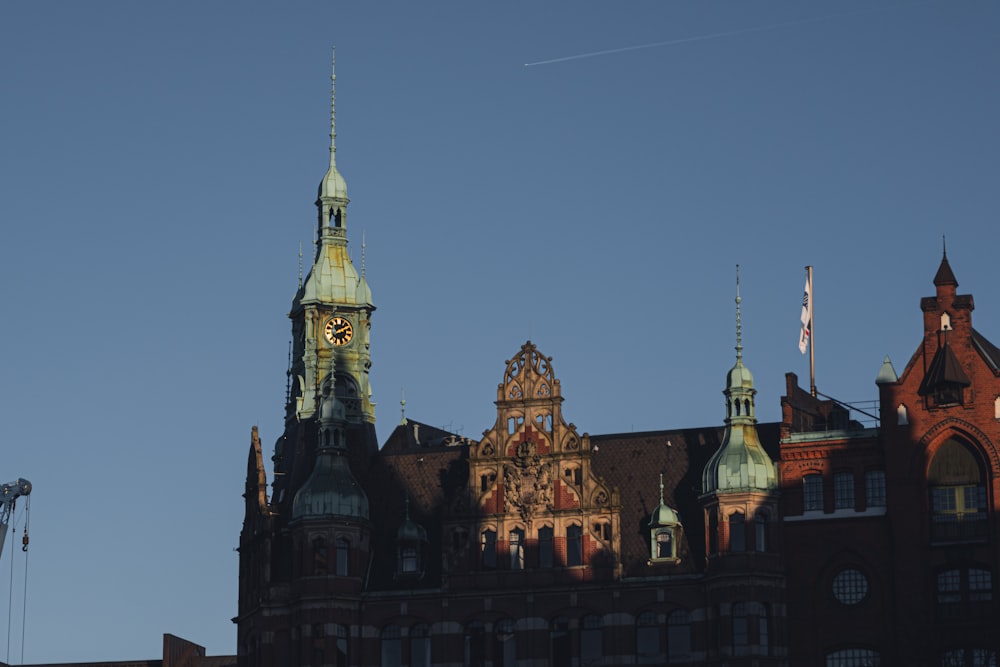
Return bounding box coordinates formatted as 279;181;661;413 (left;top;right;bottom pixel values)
934;384;963;407
654;528;674;559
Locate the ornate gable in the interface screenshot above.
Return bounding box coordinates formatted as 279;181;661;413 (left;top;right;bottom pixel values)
446;342;620;579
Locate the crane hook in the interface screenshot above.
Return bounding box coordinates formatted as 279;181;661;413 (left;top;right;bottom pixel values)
22;527;28;552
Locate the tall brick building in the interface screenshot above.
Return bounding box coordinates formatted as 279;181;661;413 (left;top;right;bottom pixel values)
235;60;1000;667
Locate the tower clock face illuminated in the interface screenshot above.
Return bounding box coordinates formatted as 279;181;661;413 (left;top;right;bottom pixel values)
324;316;353;346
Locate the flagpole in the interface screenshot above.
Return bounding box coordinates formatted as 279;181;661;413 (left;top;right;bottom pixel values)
807;265;816;397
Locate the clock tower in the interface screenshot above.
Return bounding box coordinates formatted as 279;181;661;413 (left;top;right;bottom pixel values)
287;50;375;429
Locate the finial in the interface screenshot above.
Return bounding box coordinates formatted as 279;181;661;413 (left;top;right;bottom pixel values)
400;388;407;425
329;47;337;169
659;473;665;504
361;230;367;278
298;241;303;289
735;264;743;361
404;494;411;520
942;234;947;258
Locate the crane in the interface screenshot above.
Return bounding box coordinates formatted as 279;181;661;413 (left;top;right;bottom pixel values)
0;478;31;558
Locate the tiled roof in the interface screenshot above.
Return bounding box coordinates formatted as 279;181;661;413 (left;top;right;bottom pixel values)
363;420;780;586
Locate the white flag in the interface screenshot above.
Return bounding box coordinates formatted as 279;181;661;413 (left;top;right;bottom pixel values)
798;276;812;354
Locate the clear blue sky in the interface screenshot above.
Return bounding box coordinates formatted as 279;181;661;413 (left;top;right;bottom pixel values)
1;1;998;662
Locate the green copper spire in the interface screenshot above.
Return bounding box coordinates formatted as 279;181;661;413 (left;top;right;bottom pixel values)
702;266;777;495
319;47;348;208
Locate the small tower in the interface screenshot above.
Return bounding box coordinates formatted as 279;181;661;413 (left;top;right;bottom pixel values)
394;497;429;581
699;268;783;661
291;370;371;588
648;474;682;564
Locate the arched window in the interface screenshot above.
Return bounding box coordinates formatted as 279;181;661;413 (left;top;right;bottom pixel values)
509;528;525;570
380;625;401;667
667;609;692;663
410;624;431;667
826;648;881;666
465;621;486;667
754;512;769;552
335;537;349;576
567;524;583;566
494;618;516;667
729;512;746;552
538;525;554;568
400;544;419;573
550;616;571;667
655;528;675;559
636;611;661;661
482;529;497;568
928;439;988;542
580;614;603;666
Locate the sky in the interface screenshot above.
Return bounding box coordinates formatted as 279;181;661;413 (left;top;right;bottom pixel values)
1;0;998;662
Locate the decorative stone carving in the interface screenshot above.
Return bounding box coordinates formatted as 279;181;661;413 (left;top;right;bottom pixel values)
503;455;553;520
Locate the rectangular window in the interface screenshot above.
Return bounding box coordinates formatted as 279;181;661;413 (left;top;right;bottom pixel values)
931;484;988;542
729;514;746;553
936;570;962;604
865;470;886;507
567;525;583;566
803;474;824;512
834;472;855;510
482;530;497;569
538;526;554;569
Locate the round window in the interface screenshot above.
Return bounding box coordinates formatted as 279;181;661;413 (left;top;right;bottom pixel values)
832;568;869;605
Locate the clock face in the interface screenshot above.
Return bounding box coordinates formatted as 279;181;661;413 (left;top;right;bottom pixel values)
324;316;353;346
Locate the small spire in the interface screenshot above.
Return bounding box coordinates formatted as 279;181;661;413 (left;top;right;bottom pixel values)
942;235;947;258
400;388;407;425
361;230;367;279
329;47;337;169
298;241;303;289
285;340;293;404
404;494;411;520
659;473;665;505
735;264;743;361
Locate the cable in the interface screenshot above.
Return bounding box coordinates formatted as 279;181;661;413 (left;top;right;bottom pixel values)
20;495;29;663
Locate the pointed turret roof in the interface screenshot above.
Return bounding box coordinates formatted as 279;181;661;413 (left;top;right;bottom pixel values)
934;240;958;288
702;268;777;495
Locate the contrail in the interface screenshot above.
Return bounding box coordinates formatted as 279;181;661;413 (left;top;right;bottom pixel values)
523;11;868;67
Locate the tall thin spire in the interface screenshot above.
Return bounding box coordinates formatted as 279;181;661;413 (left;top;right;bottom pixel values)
658;473;665;505
329;47;337;170
735;264;743;361
361;230;367;278
298;241;303;289
400;388;407;425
